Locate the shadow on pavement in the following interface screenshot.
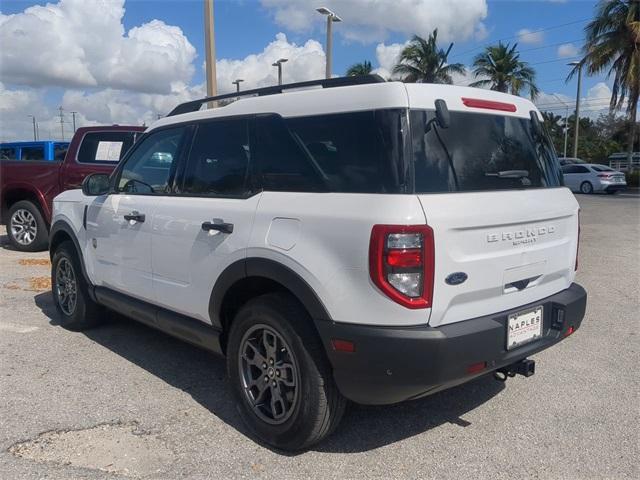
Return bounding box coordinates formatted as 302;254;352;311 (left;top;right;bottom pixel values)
34;291;505;454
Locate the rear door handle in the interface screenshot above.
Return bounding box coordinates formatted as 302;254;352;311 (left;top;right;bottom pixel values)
124;211;145;223
201;221;234;234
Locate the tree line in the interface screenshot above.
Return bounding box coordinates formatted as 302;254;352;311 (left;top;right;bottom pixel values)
346;0;638;165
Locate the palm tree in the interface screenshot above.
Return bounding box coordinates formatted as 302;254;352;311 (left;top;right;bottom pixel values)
470;42;539;99
346;60;373;77
392;29;465;84
570;0;639;165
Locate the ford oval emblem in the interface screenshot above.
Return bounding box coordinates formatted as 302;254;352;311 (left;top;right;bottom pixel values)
445;272;468;285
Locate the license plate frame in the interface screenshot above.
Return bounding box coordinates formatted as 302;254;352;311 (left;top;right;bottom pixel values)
506;305;543;350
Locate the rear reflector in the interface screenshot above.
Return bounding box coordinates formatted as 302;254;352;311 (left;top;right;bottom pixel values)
386;249;422;268
565;326;575;337
331;339;355;353
466;361;487;374
462;97;517;112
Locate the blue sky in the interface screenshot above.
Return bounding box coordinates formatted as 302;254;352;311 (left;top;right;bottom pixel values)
0;0;610;141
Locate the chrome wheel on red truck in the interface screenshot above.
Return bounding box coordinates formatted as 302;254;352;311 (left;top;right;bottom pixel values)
7;200;48;252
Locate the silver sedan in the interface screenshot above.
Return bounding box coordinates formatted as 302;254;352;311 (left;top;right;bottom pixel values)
561;163;627;194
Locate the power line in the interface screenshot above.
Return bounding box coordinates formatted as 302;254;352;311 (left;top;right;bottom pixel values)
449;17;591;60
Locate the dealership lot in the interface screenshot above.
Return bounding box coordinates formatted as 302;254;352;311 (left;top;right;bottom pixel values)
0;194;638;479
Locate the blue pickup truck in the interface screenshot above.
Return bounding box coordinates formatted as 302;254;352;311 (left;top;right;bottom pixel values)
0;141;70;162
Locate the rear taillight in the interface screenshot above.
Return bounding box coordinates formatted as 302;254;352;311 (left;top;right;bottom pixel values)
575;210;581;271
369;225;434;309
597;174;611;178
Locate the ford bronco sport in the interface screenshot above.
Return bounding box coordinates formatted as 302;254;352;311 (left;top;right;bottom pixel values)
48;75;587;450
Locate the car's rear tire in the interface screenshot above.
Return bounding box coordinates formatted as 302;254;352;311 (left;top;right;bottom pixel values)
51;240;104;331
580;181;594;194
226;292;346;451
7;200;48;252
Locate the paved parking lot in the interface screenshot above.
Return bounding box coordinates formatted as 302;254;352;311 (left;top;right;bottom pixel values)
1;194;638;479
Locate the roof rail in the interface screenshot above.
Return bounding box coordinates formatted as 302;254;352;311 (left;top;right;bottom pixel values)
167;74;386;117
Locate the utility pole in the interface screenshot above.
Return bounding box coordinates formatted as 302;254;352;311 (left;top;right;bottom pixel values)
271;59;287;85
204;0;217;106
316;7;342;79
552;94;570;158
569;61;583;158
70;111;78;132
28;115;37;141
58;106;65;141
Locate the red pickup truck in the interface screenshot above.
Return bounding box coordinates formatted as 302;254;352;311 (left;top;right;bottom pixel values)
1;125;145;251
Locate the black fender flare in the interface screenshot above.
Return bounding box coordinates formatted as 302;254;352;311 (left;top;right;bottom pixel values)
208;257;332;329
49;220;95;299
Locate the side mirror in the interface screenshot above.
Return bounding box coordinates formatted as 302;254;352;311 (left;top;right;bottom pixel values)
435;99;450;129
530;110;543;137
82;173;111;196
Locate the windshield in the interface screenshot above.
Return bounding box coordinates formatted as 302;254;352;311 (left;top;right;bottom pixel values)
410;110;562;193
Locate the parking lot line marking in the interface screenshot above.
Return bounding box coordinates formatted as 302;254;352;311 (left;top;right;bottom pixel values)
0;321;39;333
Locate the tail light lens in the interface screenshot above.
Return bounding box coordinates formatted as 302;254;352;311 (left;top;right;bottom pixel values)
597;174;611;178
575;210;581;271
369;225;435;309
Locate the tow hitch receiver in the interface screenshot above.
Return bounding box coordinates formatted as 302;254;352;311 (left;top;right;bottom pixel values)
493;359;536;382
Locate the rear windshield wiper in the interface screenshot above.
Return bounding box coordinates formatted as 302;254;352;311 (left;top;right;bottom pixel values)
485;170;529;179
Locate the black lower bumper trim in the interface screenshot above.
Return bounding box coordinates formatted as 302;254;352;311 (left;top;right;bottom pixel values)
315;283;587;405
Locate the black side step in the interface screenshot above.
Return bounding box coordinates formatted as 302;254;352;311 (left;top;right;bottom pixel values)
94;287;223;355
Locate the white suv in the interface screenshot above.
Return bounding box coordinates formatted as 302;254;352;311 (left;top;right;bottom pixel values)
49;76;587;450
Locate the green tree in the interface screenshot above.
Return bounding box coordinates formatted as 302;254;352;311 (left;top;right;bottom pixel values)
571;0;639;165
393;29;465;84
470;42;539;99
346;60;373;77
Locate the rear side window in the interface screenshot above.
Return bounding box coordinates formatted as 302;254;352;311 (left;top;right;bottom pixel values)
182;119;251;196
251;110;407;193
21;146;45;161
1;147;16;160
411;110;562;193
54;143;68;161
77;131;137;163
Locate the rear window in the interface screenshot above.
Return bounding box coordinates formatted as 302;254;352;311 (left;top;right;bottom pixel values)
591;165;613;172
54;143;68;161
1;147;16;160
411;110;562;193
77;131;137;163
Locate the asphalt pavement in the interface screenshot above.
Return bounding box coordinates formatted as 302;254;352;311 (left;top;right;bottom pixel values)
0;193;638;479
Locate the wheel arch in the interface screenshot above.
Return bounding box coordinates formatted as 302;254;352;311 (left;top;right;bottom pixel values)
49;220;94;298
1;185;49;226
210;258;332;352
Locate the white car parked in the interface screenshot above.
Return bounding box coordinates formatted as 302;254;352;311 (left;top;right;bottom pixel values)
49;75;586;450
561;163;627;194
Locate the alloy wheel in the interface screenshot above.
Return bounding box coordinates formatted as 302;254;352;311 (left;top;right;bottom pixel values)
55;257;77;316
10;209;37;246
238;324;300;425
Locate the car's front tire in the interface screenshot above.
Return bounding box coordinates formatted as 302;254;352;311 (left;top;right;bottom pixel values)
226;292;346;451
580;181;594;194
51;240;104;331
7;200;48;251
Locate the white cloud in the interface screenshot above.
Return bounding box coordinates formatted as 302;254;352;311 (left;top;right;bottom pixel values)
557;43;579;58
517;28;544;45
260;0;488;43
373;42;408;79
536;82;620;121
0;0;196;94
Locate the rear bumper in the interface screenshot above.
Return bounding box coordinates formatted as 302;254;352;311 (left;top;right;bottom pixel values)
603;184;626;192
316;283;587;405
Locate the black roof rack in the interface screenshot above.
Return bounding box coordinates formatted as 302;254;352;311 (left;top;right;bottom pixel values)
167;74;386;117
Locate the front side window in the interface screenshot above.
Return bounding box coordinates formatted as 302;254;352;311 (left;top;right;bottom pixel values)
21;146;45;161
411;110;562;193
117;127;186;194
182;119;250;196
78;131;137;163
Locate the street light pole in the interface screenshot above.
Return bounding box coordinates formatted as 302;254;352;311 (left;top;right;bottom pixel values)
71;111;78;132
28;115;37;141
569;61;583;158
204;0;218;106
58;106;65;141
316;7;342;79
232;78;244;92
271;58;288;85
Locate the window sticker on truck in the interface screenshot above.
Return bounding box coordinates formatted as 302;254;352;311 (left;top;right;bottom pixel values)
95;141;124;162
